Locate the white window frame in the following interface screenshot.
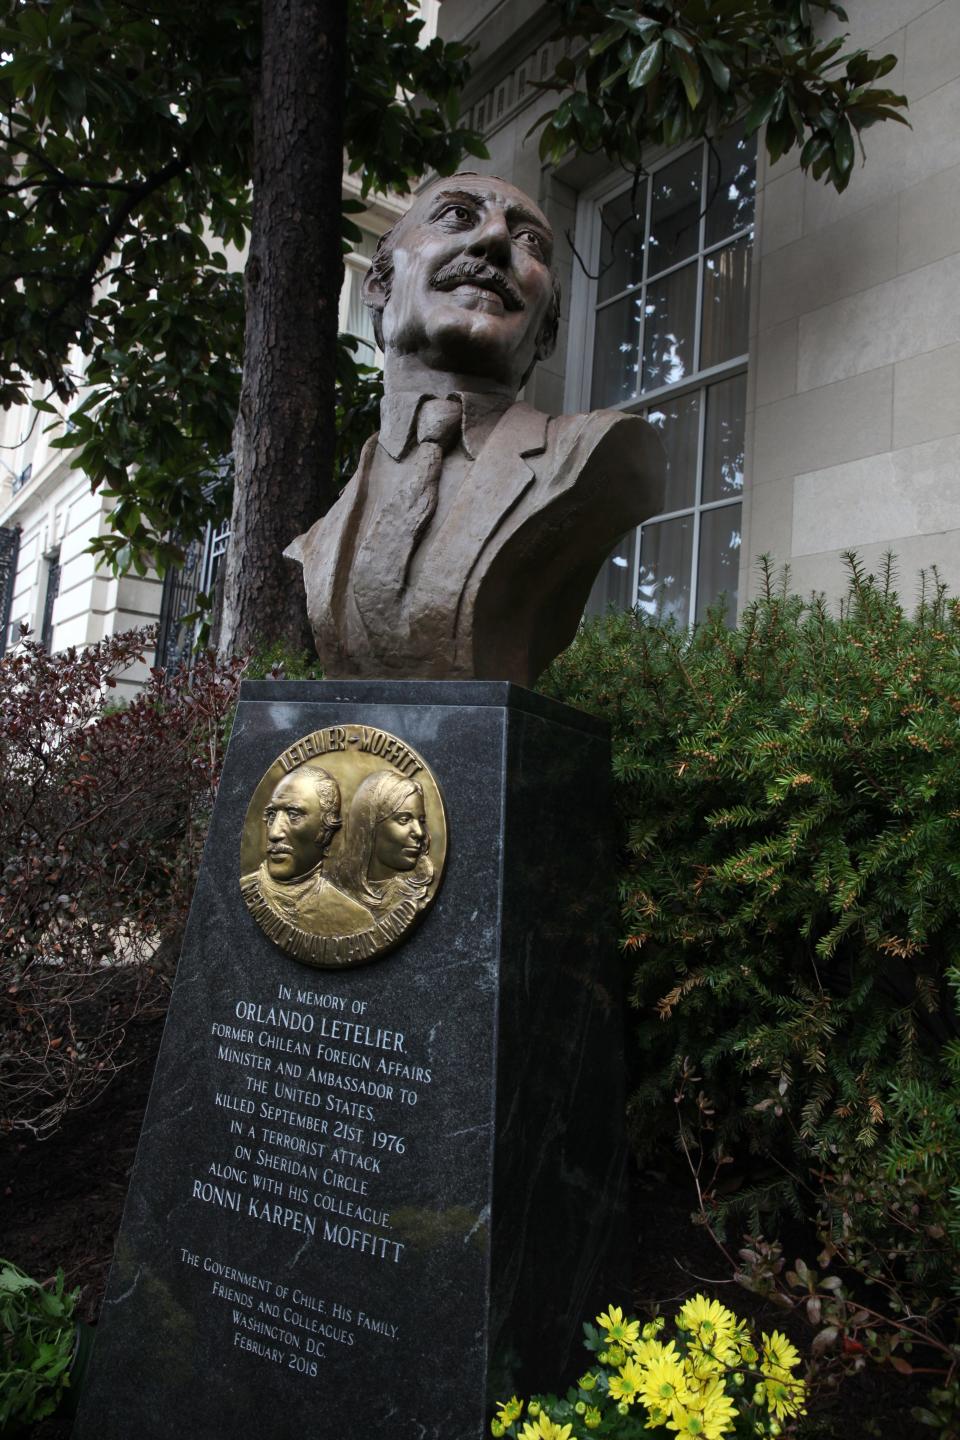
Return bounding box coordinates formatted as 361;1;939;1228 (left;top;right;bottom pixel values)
565;137;753;626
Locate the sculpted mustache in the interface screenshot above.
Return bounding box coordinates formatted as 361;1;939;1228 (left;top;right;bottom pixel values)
430;261;524;311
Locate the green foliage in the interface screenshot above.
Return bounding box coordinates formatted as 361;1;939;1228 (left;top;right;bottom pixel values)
336;335;384;490
0;1260;79;1429
0;0;483;575
542;556;960;1388
538;1;908;190
243;641;325;681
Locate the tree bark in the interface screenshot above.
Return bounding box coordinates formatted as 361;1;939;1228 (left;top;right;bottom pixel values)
220;0;347;657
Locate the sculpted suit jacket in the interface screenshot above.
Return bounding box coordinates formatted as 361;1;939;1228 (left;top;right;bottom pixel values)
286;398;665;686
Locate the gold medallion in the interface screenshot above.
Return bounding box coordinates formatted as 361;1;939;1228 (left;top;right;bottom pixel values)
239;724;447;969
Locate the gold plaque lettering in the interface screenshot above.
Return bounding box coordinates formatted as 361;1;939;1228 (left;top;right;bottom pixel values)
239;725;447;968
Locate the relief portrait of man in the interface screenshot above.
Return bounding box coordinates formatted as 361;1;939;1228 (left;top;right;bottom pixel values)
285;171;664;687
333;771;434;920
240;765;374;938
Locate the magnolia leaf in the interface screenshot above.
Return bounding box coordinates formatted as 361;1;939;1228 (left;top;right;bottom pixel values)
589;23;624;58
834;118;855;175
675;50;703;110
743;89;777;135
627;38;663;90
662;26;694;55
700;47;731;93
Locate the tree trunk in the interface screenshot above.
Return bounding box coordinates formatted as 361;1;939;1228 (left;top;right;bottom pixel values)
220;0;347;657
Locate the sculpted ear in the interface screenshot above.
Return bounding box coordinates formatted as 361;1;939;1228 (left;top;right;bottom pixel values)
361;264;386;311
535;325;557;364
534;276;561;363
361;262;388;351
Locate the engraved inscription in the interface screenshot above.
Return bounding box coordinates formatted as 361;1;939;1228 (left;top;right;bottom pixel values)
173;975;449;1384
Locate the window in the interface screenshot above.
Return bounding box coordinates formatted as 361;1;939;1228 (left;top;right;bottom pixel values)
40;548;60;651
0;525;19;658
574;129;756;626
339;230;381;365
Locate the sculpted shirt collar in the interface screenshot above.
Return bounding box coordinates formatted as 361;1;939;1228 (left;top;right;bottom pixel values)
377;389;514;462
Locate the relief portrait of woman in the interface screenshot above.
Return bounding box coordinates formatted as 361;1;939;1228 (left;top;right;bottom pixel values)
334;771;435;919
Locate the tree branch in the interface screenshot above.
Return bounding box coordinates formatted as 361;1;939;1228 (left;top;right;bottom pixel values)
42;153;190;331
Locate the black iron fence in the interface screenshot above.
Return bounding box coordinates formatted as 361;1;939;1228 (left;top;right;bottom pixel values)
0;525;21;657
155;519;230;671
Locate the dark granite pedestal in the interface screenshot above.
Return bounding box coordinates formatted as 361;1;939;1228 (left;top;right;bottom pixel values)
73;681;627;1440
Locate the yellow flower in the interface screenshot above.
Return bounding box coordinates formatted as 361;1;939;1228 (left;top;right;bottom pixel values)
677;1295;737;1339
605;1344;626;1368
759;1331;806;1421
667;1379;738;1439
677;1295;740;1372
597;1303;642;1350
760;1376;806;1422
584;1406;602;1430
636;1343;693;1418
496;1396;524;1426
608;1356;644;1407
578;1372;597;1391
760;1331;802;1376
517;1416;573;1440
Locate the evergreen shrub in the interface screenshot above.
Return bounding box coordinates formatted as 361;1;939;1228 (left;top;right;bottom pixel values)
542;557;960;1362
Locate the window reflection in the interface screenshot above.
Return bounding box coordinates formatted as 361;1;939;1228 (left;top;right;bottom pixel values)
702;374;745;502
705;131;756;246
585;531;635;615
695;506;742;625
591;292;643;406
648;149;702;276
646;391;700;512
641;262;697;392
586;126;755;630
700;236;751;370
636;516;693;627
597;181;647;304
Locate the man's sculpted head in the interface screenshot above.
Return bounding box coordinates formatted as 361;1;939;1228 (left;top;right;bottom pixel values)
362;173;561;394
262;767;342;882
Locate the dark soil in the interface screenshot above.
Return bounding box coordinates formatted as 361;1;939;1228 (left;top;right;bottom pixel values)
1;1017;936;1439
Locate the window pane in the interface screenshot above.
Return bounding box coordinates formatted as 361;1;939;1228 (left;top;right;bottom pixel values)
704;130;756;247
700;236;751;370
646;390;700;512
585;531;635;616
636;516;693;626
597;181;648;304
641;262;697;392
648;149;702;276
695;504;742;625
702;373;745;502
591;292;643;406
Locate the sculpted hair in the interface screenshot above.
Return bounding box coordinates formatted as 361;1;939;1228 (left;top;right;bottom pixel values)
335;771;432;905
303;765;343;853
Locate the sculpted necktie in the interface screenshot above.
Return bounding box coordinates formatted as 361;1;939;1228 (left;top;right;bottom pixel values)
353;396;463;648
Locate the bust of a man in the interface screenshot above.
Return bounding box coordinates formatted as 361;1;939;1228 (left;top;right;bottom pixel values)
286;173;664;685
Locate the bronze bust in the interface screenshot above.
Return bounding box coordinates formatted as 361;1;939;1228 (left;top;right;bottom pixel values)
286;173;664;685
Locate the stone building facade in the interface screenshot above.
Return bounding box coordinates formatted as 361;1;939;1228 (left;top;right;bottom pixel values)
1;0;957;685
443;0;960;621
